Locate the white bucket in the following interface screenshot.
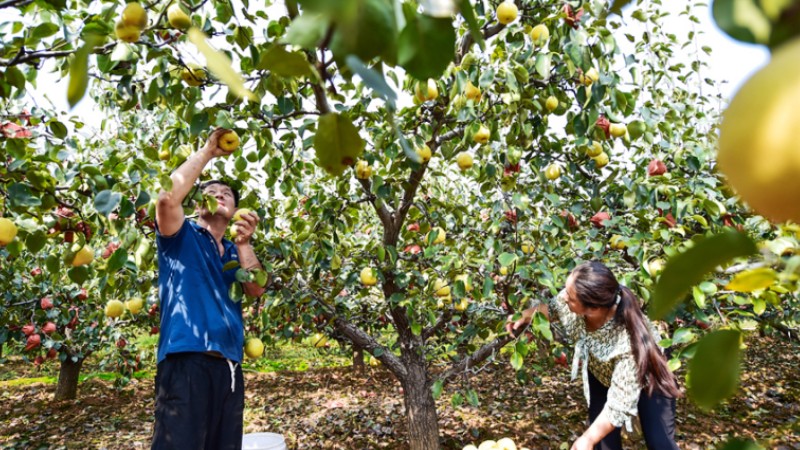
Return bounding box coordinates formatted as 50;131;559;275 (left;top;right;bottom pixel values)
242;432;287;450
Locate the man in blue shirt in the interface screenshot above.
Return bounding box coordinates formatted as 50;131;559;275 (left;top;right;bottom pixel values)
151;128;265;450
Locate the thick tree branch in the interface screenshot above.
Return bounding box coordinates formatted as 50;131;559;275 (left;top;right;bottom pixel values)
329;313;407;379
439;334;514;383
356;178;394;238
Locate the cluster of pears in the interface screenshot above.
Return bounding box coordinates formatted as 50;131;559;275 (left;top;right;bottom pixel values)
115;2;148;43
464;437;528;450
104;297;144;319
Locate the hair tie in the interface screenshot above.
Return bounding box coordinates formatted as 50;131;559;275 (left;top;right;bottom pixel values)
615;285;623;305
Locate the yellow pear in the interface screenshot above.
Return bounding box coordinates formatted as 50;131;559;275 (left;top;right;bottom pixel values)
432;278;450;297
125;297;144;314
499;266;508;276
454;298;469;312
496;2;518;24
473;124;490;144
167;3;192;29
579;68;600;86
544;164;561;181
456;152;474;171
428;226;446;245
545;95;558;112
115;21;141;43
609;123;627;138
414;79;439;102
71;245;94;267
219;130;240;152
718;36;800;223
104;300;125;319
245;337;264;358
593;151;609;168
360;267;378;286
530;24;550;45
609;235;626;250
496;438;517;450
521;242;534;254
0;218;18;246
416;144;432;163
464;81;481;102
585;141;603;157
181;64;206;86
121;2;148;29
355;160;372;179
454;274;472;292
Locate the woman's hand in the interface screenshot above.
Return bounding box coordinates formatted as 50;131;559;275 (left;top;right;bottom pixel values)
505;314;531;337
570;435;594;450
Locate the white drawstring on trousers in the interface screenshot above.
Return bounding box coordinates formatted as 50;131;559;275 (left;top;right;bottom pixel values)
226;359;237;392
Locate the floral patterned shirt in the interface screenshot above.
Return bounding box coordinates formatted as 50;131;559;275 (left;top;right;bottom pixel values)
547;290;662;431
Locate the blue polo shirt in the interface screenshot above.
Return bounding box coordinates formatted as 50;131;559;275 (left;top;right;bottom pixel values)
155;220;243;363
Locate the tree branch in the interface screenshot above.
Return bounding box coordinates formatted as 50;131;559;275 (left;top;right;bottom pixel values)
421;309;453;341
439;334;514;383
0;0;33;9
0;42;117;67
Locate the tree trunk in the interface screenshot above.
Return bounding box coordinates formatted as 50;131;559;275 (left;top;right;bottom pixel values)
352;345;365;374
402;353;440;450
54;356;84;401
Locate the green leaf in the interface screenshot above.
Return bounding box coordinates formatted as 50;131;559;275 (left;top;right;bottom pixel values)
67;36;101;108
187;28;258;101
498;252;517;267
431;379;444;399
107;249;128;272
8;183;41;208
283;13;328;49
688;330;742;410
25;230;47;254
32;22;59;39
223;260;241;272
94;190;122;216
313;113;365;176
711;0;771;45
534;53;552;79
258;45;313;77
397;13;455;79
345;55;397;109
465;388;479;407
649;231;757;320
190;112;209;137
456;0;485;50
510;351;523;371
68;267;89;285
725;267;777;292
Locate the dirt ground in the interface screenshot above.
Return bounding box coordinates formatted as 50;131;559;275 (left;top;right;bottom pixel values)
1;337;799;449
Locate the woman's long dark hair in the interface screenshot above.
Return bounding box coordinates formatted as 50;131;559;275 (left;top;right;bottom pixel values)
570;261;681;398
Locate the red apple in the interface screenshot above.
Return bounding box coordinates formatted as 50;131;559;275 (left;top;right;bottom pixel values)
25;334;41;351
116;338;127;349
554;352;568;367
595;115;611;139
40;296;54;310
647;159;667;176
663;212;677;229
34;356;45;366
563;4;584;29
31;267;42;277
590;211;611;228
47;348;57;359
102;241;120;259
504;210;518;224
560;210;578;230
76;288;88;301
403;244;422;255
407;223;420;232
42;321;56;335
22;323;36;336
503;163;520;177
150;326;160;335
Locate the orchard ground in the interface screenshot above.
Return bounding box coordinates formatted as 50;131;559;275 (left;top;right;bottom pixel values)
1;336;798;449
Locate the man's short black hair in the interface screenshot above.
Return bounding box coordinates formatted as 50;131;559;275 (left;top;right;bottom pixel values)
200;179;240;207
